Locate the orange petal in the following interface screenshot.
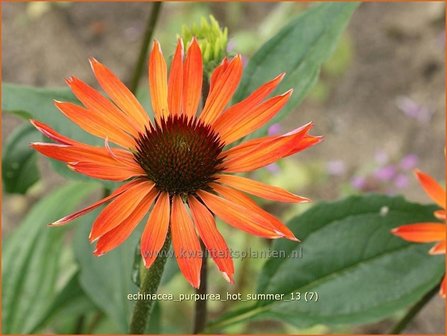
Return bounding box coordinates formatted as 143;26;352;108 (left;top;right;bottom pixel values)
211;183;298;241
212;73;285;135
440;276;446;298
435;210;446;220
55;101;136;148
200;55;243;125
89;181;154;241
209;58;229;92
141;192;170;269
430;240;446;254
149;40;169;120
171;195;202;288
66;77;140;140
90;58;150;131
31;142;137;167
222;123;322;172
391;223;446;243
94;188;158;256
188;195;234;283
182;38;203;118
197;190;283;239
415;170;446;209
168;39;184;116
30;120;76;145
216;174;309;203
50;180;143;226
69;161;145;181
429;240;446;255
218;90;292;144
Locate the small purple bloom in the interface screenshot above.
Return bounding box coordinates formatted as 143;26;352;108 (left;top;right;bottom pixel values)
399;154;418;170
227;39;236;53
352;176;367;190
374;150;389;165
266;163;280;174
268;123;282;136
396;96;431;123
374;165;397;182
326;160;346;176
394;174;409;189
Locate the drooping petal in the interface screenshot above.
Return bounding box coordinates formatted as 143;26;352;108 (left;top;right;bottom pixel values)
94;188;159;256
168;39;184;116
197;190;283;239
182;38;203;118
200;55;243;125
211;183;298;241
65;77;140;140
215;89;292;145
222;123;322;172
171;195;202;288
141;192;170;268
188;195;234;283
30;119;76;145
429;240;446;255
149;40;169;120
415;170;446;209
212;72;284;133
391;223;446;243
90;58;150;130
50;179;143;226
216;174;309;203
89;181;154;241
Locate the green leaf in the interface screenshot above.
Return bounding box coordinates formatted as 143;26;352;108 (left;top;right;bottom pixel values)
2;123;40;194
2;182;99;334
2;84;117;188
234;3;359;139
209;195;444;330
2;84;90;143
30;271;98;333
73;210;140;332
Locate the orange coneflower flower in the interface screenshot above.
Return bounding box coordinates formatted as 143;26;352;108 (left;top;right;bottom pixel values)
392;169;446;297
31;39;321;288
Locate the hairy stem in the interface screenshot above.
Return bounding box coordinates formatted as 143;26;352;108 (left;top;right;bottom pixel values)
129;234;171;334
128;2;163;94
388;283;440;334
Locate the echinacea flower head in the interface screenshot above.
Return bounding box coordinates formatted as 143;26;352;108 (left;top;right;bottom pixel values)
32;38;321;288
392;169;446;297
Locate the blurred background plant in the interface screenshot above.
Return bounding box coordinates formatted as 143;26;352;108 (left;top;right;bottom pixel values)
2;1;445;334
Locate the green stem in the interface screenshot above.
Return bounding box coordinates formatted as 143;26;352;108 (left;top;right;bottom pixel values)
128;1;163;94
129;233;171;334
388;283;440;334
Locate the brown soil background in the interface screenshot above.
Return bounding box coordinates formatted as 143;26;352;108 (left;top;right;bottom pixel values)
2;2;445;334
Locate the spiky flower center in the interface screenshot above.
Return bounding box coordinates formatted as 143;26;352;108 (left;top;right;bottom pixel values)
134;115;224;195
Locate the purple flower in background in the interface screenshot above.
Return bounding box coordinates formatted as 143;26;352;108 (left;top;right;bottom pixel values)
268;123;282;136
374;165;397;182
351;176;367;190
394;174;409;189
399;154;419;171
227;39;236;52
266;163;280;174
396;96;432;123
375;150;389;165
327;160;346;176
